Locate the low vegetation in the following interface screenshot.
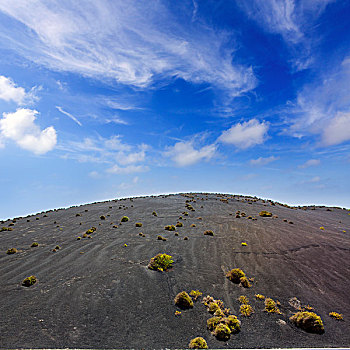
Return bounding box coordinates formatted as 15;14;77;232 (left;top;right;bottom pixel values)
6;248;17;254
164;225;176;231
204;230;214;236
329;312;343;320
264;298;281;314
135;222;143;227
148;253;173;271
121;216;129;222
174;291;194;309
188;337;208;349
190;290;202;301
240;304;254;317
290;311;325;334
22;275;37;287
31;242;39;247
259;211;272;217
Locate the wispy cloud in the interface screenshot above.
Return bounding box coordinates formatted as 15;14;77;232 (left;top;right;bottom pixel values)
60;135;150;174
250;156;279;166
107;164;148;175
0;108;57;154
56;106;82;126
219;119;268;149
237;0;335;70
299;159;320;169
288;57;350;146
0;1;257;96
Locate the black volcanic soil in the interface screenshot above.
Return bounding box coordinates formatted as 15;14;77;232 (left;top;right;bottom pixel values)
0;193;349;349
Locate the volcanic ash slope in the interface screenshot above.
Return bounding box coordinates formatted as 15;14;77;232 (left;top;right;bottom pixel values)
0;193;349;349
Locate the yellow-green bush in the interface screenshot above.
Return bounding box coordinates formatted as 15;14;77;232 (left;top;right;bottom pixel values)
188;337;208;349
290;311;324;333
174;291;194;309
148;253;173;271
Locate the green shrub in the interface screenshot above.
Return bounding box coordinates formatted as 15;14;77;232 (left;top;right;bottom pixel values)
207;316;221;331
208;302;220;314
31;242;39;247
240;304;254;317
165;225;176;231
255;294;265;300
174;291;194;309
226;268;245;283
264;298;281;314
238;295;249;304
222;315;241;333
148;253;173;272
100;215;106;220
175;222;183;227
135;222;143;227
240;276;252;288
190;290;202;301
191;224;196;227
184;236;188;240
188;337;208;349
290;311;324;334
6;248;17;254
157;235;167;241
22;275;37;287
241;242;247;246
204;230;214;236
86;227;97;234
329;312;343;320
259;211;272;217
213;323;231;341
152;211;158;216
121;216;129;222
77;237;81;240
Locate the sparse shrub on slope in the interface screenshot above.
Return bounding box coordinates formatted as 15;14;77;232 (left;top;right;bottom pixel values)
188;337;208;349
22;275;37;287
165;225;176;231
31;242;39;247
265;298;281;314
329;312;343;320
174;291;194;309
213;323;231;341
148;253;173;271
290;311;324;334
259;211;272;217
135;222;142;227
121;216;129;222
6;248;17;254
226;268;245;283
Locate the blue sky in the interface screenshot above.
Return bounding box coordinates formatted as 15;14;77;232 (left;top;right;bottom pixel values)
0;0;349;219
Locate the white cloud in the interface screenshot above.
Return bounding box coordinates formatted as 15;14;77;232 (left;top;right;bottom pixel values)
0;75;32;105
164;140;216;167
299;159;320;169
115;145;147;165
104;135;131;152
322;112;350;146
106;164;148;174
56;106;82;126
0;1;256;96
310;176;321;183
250;156;279;166
289;57;350;146
219;119;268;149
0;108;57;154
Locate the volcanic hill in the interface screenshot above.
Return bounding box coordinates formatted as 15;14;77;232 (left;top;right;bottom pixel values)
0;193;349;349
